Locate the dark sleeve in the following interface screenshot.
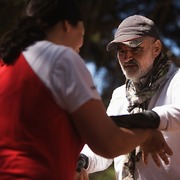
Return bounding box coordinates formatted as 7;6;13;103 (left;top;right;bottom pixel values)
110;110;160;129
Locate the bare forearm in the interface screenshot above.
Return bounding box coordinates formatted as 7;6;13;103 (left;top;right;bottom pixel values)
102;127;150;157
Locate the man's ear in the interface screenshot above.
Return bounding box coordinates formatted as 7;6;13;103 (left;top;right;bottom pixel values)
153;39;162;57
63;20;71;32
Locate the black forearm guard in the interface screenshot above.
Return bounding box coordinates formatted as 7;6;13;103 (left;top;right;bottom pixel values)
110;110;160;129
76;153;89;172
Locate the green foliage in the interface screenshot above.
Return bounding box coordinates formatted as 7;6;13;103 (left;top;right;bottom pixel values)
89;164;116;180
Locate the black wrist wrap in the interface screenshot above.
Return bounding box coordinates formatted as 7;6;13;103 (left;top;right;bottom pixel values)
110;110;160;129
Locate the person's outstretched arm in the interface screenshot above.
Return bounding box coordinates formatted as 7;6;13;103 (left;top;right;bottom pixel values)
71;99;172;159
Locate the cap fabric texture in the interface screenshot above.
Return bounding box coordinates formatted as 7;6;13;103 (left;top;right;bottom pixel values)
107;15;160;51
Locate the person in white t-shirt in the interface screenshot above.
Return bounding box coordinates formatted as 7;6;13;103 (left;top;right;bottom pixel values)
77;15;180;180
0;2;172;180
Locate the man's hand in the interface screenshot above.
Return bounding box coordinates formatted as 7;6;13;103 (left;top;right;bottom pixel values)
141;130;173;167
74;169;89;180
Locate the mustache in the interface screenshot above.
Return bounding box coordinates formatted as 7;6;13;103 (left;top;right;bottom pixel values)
124;59;138;66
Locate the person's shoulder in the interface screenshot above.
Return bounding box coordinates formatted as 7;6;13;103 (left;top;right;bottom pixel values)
111;84;126;98
44;41;73;53
52;43;83;62
168;63;180;78
33;40;76;55
40;41;84;64
113;84;126;93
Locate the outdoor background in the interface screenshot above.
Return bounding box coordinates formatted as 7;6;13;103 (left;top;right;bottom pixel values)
0;0;180;179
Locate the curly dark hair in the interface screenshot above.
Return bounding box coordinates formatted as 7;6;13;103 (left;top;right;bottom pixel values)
0;0;82;64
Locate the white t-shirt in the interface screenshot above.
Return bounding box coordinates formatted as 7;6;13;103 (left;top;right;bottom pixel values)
23;40;101;113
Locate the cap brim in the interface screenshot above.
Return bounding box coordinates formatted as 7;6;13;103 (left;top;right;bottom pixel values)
107;36;144;52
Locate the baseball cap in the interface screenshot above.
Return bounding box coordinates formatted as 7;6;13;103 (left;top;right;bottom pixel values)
107;15;160;52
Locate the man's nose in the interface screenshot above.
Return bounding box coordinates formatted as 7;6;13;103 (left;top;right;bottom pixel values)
123;50;133;62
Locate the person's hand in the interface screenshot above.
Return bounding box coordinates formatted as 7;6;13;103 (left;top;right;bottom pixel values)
141;130;173;167
74;169;89;180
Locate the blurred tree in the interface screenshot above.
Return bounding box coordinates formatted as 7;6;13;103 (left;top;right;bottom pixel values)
0;0;26;35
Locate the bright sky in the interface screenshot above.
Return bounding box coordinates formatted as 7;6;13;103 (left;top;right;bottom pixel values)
86;62;107;95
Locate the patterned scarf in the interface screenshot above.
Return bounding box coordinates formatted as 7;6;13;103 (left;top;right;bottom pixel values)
122;53;171;179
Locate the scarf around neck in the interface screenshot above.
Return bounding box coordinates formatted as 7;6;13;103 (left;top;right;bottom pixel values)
126;53;171;114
